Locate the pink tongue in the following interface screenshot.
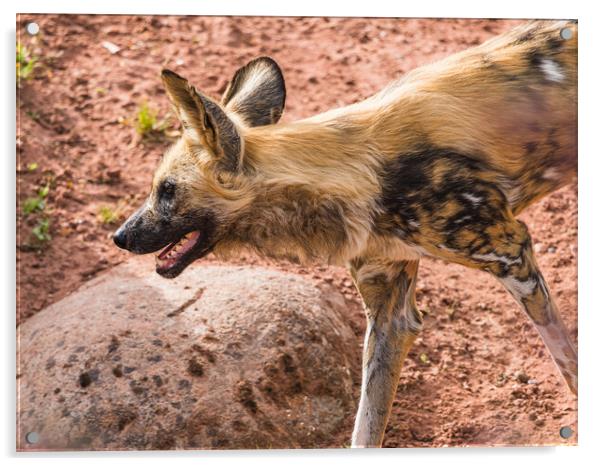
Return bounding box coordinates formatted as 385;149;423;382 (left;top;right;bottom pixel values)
158;231;201;261
179;231;200;254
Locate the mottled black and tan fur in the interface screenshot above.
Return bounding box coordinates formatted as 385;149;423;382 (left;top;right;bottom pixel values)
114;21;577;447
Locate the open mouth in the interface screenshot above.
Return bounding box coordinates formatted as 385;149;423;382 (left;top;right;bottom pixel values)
155;231;213;278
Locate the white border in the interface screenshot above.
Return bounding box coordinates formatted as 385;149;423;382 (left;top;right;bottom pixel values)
3;1;602;465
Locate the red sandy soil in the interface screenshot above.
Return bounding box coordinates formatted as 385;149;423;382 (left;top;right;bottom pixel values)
16;15;577;448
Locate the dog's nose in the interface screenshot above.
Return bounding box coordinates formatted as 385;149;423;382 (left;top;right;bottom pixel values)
113;228;128;249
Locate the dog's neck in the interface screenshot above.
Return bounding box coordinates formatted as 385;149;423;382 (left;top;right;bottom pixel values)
218;119;384;264
242;118;383;195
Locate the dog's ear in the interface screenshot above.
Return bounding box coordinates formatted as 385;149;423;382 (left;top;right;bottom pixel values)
221;57;286;127
161;69;242;172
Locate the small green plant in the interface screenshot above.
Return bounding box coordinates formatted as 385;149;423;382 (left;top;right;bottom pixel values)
97;201;128;226
22;184;49;215
27;162;38;171
21;183;52;248
97;205;119;225
136;102;158;135
31;218;51;243
16;43;37;83
135;102;170;138
22;197;44;215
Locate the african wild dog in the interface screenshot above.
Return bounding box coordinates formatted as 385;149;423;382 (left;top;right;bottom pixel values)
114;20;577;447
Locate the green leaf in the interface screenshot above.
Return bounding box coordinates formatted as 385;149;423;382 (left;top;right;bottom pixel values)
16;44;37;82
38;185;49;198
32;218;51;243
136;102;158;136
22;197;44;215
97;205;118;225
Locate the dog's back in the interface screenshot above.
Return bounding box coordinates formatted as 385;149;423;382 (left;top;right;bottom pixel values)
311;20;577;214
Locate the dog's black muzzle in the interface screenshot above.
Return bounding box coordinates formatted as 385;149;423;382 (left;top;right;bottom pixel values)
113;205;175;254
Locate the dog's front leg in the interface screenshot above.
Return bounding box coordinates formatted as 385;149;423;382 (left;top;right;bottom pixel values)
349;258;421;448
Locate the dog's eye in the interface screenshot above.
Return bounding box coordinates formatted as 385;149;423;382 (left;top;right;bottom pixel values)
161;180;176;198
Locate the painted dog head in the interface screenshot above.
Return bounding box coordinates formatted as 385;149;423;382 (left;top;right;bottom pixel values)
113;57;286;278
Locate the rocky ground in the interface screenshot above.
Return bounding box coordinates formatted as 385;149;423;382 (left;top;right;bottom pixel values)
16;15;577;448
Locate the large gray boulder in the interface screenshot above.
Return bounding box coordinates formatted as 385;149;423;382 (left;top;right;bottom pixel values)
17;258;358;450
